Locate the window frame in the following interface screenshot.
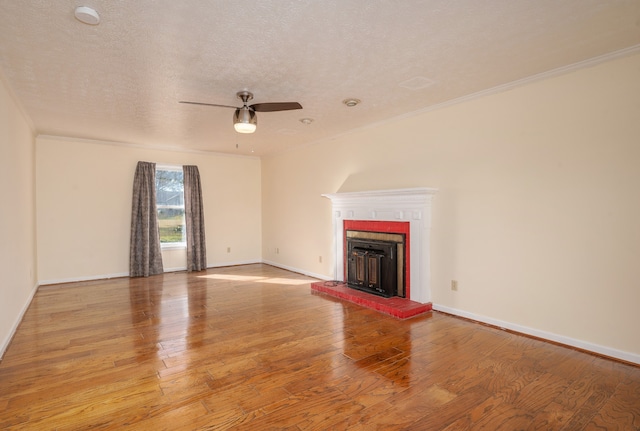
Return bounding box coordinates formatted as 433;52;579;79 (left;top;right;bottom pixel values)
155;164;186;250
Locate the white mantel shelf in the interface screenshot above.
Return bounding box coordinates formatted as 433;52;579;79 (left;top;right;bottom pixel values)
322;188;437;304
322;188;436;206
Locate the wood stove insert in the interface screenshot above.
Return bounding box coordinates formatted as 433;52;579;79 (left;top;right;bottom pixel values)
346;232;405;298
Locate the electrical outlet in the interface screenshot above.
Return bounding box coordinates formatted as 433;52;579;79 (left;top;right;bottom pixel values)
276;247;279;254
451;280;458;291
227;247;231;253
319;256;323;263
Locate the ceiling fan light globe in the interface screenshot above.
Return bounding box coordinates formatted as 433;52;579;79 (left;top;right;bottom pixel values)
234;122;257;133
233;107;257;133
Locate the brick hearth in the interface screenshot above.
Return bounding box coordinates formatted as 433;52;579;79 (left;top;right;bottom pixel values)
311;281;432;319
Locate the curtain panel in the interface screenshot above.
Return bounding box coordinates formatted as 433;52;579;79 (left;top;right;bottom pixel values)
129;161;164;277
183;165;207;272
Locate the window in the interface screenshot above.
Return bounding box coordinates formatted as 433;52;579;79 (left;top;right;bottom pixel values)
155;166;185;247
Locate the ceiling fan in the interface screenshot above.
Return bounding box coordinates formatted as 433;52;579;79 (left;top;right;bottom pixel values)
180;91;302;134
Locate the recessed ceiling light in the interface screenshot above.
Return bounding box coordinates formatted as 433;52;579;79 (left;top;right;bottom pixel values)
342;98;361;107
74;6;100;25
299;118;314;125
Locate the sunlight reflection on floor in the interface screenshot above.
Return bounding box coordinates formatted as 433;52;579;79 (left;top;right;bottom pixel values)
261;278;312;285
196;274;266;281
197;273;313;285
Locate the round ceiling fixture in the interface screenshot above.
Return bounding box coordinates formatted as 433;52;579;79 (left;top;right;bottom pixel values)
74;6;100;25
299;118;314;125
342;98;361;107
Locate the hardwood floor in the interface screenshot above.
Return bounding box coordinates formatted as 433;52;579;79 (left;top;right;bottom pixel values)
1;264;638;430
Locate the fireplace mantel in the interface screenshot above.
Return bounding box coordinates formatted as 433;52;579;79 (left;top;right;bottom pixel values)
322;188;437;303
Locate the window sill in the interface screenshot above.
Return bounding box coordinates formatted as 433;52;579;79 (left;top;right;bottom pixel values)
161;242;186;250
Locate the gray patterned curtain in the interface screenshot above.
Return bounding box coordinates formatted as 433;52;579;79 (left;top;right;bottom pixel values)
129;161;164;277
183;165;207;272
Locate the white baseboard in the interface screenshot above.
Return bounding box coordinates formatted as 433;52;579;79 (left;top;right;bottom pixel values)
39;272;129;286
1;283;39;360
261;260;331;281
432;304;640;366
163;266;187;272
208;259;261;268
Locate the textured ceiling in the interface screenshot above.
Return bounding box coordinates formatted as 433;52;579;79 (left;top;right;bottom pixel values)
1;1;639;157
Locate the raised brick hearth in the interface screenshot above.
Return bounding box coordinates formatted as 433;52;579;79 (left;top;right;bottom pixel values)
311;280;431;319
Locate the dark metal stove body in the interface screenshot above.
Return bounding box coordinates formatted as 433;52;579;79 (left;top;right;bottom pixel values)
347;238;398;298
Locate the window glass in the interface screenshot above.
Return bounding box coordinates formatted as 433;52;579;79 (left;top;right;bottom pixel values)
155;168;185;245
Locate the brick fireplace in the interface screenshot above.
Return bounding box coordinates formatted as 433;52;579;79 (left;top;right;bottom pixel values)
321;188;437;304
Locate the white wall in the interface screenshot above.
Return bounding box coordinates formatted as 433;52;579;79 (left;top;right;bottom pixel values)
0;73;37;358
36;137;262;283
262;53;640;362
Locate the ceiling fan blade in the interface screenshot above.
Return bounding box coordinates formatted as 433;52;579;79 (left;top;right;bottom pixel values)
179;101;239;109
250;102;303;112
